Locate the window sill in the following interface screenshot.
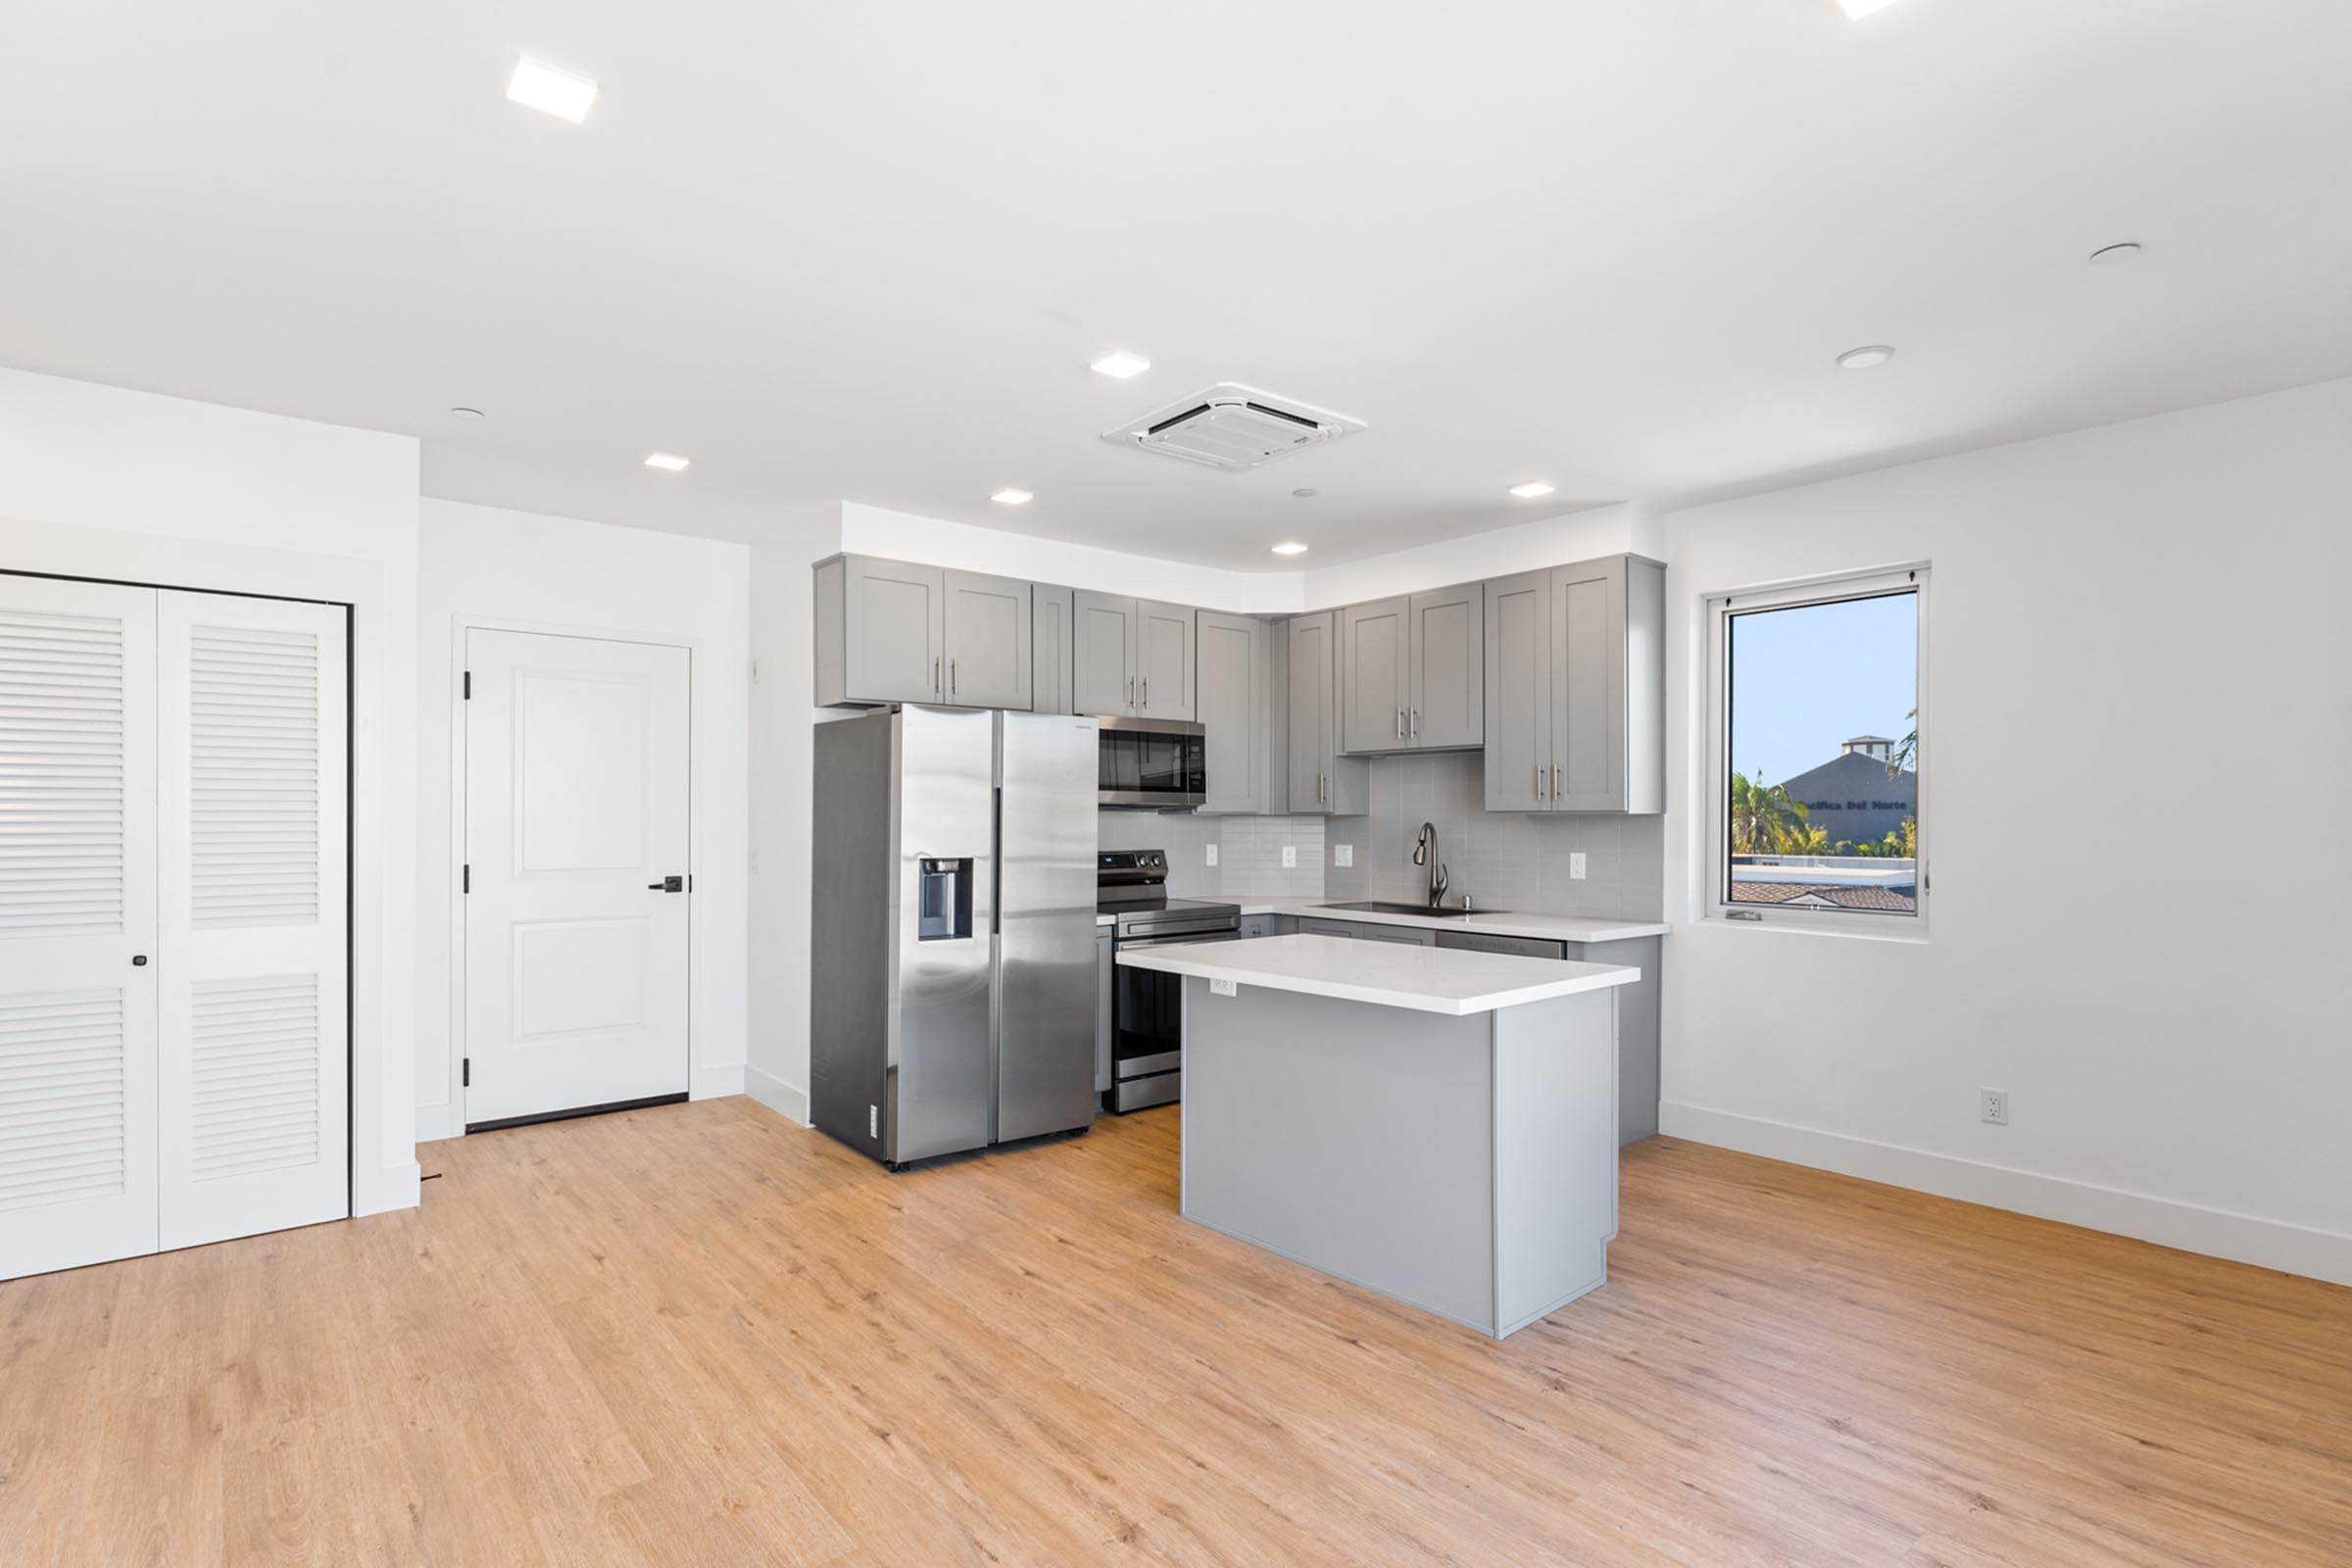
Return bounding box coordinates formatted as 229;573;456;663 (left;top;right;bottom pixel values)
1701;911;1929;945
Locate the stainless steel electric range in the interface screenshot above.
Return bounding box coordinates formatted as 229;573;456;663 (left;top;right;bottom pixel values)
1096;850;1240;1112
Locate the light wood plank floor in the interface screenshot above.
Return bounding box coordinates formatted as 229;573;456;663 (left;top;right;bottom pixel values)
3;1097;2347;1566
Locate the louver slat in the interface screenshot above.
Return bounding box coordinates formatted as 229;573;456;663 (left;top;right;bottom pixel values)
0;989;124;1212
0;610;124;938
190;975;318;1180
190;626;318;929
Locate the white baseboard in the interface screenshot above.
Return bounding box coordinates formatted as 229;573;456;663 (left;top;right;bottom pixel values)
1658;1101;2352;1290
358;1160;422;1218
746;1064;810;1125
692;1062;747;1100
414;1103;464;1145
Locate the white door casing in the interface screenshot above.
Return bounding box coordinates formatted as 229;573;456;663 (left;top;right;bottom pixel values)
463;630;690;1126
156;591;349;1250
0;577;161;1279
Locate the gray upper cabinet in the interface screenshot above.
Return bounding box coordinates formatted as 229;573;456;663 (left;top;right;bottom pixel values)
1031;584;1073;715
814;555;947;706
1284;612;1369;814
1482;569;1551;811
1071;591;1138;715
1340;597;1410;753
1071;593;1195;719
1196;612;1267;813
1483;554;1664;813
1135;600;1196;720
942;568;1032;710
1409;583;1483;749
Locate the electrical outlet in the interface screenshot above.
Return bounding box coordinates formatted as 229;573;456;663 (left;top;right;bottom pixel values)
1204;843;1219;867
1208;976;1238;998
1569;852;1588;880
1334;844;1353;867
1981;1088;2008;1126
1281;845;1298;868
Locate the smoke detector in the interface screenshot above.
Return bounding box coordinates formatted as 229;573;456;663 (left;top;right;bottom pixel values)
1102;383;1366;470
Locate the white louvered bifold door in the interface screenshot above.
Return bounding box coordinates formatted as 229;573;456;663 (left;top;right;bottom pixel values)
0;577;161;1280
156;592;348;1250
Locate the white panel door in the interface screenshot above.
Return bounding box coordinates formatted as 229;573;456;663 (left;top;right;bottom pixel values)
465;631;690;1127
156;592;349;1250
0;576;160;1280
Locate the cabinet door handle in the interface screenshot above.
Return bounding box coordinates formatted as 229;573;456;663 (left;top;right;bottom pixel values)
1396;707;1403;739
950;658;956;697
1410;707;1419;739
1127;675;1134;707
1553;763;1562;798
1535;763;1544;800
1142;676;1149;708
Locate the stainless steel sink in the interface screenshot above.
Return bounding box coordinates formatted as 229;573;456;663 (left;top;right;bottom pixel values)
1317;901;1504;919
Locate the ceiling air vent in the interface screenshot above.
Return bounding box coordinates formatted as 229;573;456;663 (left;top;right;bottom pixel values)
1102;383;1367;470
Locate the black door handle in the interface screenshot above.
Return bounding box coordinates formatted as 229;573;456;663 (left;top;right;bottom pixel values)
131;955;149;966
649;875;684;893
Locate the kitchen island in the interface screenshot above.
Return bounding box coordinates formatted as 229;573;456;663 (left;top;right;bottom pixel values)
1115;933;1639;1339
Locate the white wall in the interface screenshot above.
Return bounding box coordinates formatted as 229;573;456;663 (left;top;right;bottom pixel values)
414;500;754;1140
747;507;847;1122
0;367;422;1216
1656;376;2352;1285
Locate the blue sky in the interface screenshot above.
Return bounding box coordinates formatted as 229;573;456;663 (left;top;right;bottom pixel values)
1729;591;1917;785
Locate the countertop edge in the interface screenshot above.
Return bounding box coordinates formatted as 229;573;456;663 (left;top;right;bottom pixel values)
1115;940;1639;1017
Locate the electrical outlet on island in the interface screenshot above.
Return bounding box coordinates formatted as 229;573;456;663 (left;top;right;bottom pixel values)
1281;845;1298;868
1205;843;1218;867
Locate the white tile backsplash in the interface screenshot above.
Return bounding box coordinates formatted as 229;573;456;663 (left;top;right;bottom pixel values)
1098;753;1661;916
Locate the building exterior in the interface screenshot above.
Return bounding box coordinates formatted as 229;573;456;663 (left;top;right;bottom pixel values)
1777;738;1916;851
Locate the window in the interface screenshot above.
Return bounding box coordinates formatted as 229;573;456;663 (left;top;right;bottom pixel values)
1705;567;1927;933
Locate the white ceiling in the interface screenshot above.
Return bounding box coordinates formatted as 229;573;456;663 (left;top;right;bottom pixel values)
3;2;2346;566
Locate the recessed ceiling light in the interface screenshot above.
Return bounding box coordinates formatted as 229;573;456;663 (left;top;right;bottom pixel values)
1271;542;1309;557
448;406;484;421
991;488;1033;506
1836;345;1895;370
644;453;690;471
1508;481;1555;500
1834;0;1907;18
1090;351;1152;380
2088;242;2143;265
506;57;598;123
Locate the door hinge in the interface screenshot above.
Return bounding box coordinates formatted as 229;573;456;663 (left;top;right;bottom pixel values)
462;863;469;894
463;670;471;700
462;1057;470;1088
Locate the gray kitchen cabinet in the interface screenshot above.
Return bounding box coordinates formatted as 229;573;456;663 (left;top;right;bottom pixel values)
1032;584;1073;715
1136;600;1196;720
1432;928;1663;1143
1196;612;1270;813
1340;596;1409;752
1070;592;1195;718
1096;931;1113;1095
1550;555;1664;812
1071;590;1136;715
942;567;1032;710
1482;569;1551;810
1483;555;1665;813
813;554;947;706
1355;922;1437;947
1409;583;1483;749
1282;612;1369;815
1238;913;1277;939
1298;916;1360;939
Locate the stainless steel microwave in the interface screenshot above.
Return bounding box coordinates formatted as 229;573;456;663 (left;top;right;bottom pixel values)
1095;714;1205;809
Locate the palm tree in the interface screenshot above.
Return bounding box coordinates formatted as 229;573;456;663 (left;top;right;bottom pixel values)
1888;709;1918;776
1729;772;1810;858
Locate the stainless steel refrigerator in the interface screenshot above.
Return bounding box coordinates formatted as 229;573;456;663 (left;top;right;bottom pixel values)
809;706;1100;1166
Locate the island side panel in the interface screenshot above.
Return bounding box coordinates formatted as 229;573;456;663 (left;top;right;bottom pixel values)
1180;976;1498;1335
1492;991;1619;1336
1566;934;1661;1144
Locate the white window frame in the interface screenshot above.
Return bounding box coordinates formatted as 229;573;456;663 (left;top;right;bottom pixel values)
1703;564;1930;940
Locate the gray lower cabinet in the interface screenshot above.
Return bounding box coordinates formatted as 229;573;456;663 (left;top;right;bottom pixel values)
942;567;1032;710
1298;916;1358;939
1295;916;1435;947
1282;612;1369;814
1071;593;1196;719
1483;554;1664;812
1238;913;1277;939
1196;612;1271;812
813;554;947;706
1032;584;1073;715
1096;931;1113;1095
1432;929;1662;1143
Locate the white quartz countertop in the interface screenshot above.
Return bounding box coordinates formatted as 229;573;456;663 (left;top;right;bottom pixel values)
1233;899;1668;945
1116;933;1638;1016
